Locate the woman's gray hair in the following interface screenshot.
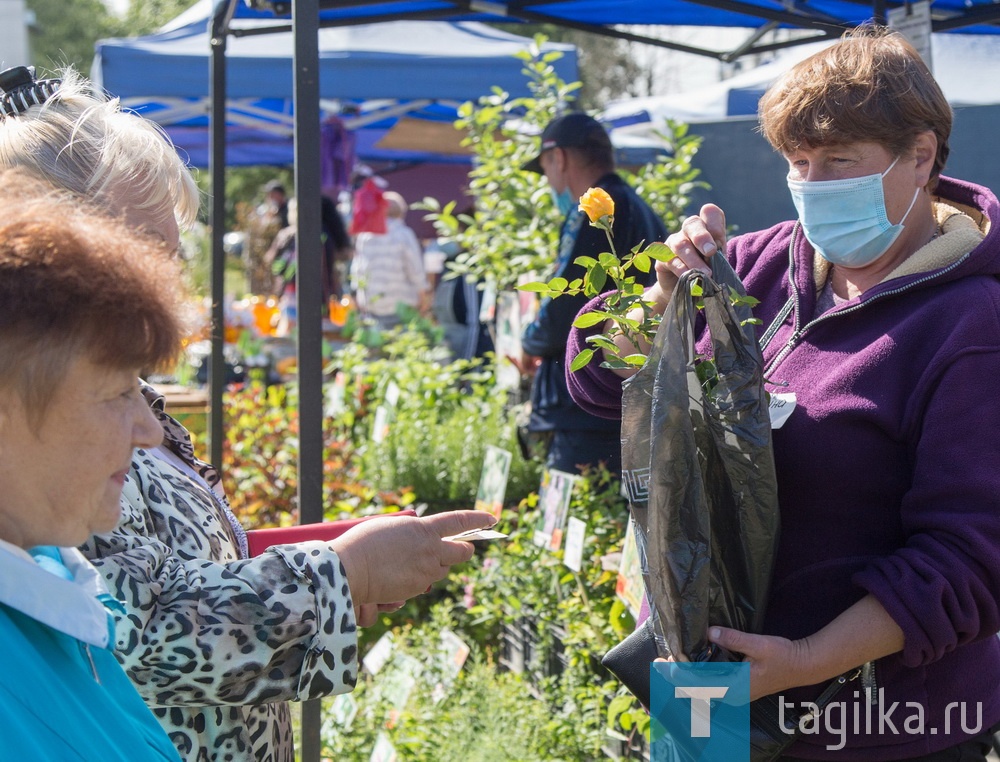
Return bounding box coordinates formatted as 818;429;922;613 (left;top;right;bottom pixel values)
0;68;199;226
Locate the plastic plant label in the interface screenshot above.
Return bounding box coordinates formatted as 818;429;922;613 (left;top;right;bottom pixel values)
615;517;645;619
371;406;391;443
532;468;577;549
362;632;395;675
563;517;587;572
473;445;513;521
384;381;400;408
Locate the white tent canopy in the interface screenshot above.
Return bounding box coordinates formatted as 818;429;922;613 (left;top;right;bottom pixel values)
604;33;1000;141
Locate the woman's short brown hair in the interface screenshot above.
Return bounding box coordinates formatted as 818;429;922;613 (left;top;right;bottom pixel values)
758;26;952;188
0;169;187;419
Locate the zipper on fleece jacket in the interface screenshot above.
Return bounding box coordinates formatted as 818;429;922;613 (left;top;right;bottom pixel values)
761;224;972;380
861;660;878;706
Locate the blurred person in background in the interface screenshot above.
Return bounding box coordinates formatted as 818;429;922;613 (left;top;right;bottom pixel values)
351;190;429;330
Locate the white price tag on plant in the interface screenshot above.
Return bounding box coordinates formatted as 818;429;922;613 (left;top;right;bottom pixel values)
563;517;587;572
768;392;796;430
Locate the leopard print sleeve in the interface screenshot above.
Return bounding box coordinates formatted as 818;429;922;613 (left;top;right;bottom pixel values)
81;451;359;709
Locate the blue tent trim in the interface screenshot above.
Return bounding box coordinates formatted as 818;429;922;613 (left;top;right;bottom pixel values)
231;0;1000;60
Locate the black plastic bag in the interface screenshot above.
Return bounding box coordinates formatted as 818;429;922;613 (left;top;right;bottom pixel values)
619;252;779;662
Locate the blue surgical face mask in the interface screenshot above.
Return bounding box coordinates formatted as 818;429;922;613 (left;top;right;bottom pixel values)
787;156;920;268
549;185;575;217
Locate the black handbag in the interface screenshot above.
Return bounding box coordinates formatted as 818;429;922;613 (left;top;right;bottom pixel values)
602;612;860;761
601;618;659;709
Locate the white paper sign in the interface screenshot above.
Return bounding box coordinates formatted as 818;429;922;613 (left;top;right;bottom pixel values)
615;517;644;619
478;278;497;323
379;653;422;712
371;405;390;443
324;371;348;416
443;528;508;542
384;381;401;408
494;291;524;390
533;469;576;550
329;693;358;729
563;517;587;572
438;629;471;681
370;733;397;762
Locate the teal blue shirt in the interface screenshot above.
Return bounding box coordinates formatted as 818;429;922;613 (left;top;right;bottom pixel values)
0;543;179;761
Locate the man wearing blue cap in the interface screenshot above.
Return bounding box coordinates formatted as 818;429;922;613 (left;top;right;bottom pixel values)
520;112;667;475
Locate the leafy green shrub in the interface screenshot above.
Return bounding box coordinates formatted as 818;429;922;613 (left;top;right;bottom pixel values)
323;605;601;762
420;37;569;292
324;468;650;760
465;467;642;749
422;40;706;301
327;329;541;508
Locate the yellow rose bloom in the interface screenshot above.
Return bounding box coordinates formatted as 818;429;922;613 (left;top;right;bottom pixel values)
578;187;614;224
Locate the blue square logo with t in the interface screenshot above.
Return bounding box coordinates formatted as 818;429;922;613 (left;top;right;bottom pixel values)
650;661;750;762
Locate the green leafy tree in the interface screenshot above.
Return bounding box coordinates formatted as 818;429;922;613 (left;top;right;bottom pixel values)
622;120;708;236
113;0;197;36
26;0;117;75
495;24;653;110
26;0;197;75
421;36;575;292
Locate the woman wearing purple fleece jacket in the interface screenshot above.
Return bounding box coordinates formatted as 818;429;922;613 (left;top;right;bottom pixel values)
568;28;1000;761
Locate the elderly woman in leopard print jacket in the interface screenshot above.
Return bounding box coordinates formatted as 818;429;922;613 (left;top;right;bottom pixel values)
0;66;494;762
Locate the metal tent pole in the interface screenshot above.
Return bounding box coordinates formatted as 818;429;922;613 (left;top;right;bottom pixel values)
293;0;325;759
208;0;235;470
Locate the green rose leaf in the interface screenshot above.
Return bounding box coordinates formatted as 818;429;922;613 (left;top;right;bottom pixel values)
586;265;607;295
586;335;618;352
644;242;675;262
569;348;595;371
597;252;619;269
548;276;569;291
573;311;611;329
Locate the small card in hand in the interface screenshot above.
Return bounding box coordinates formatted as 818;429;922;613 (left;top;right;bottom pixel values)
442;528;508;542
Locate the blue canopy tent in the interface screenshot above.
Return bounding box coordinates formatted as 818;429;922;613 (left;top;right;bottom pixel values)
93;5;577;167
